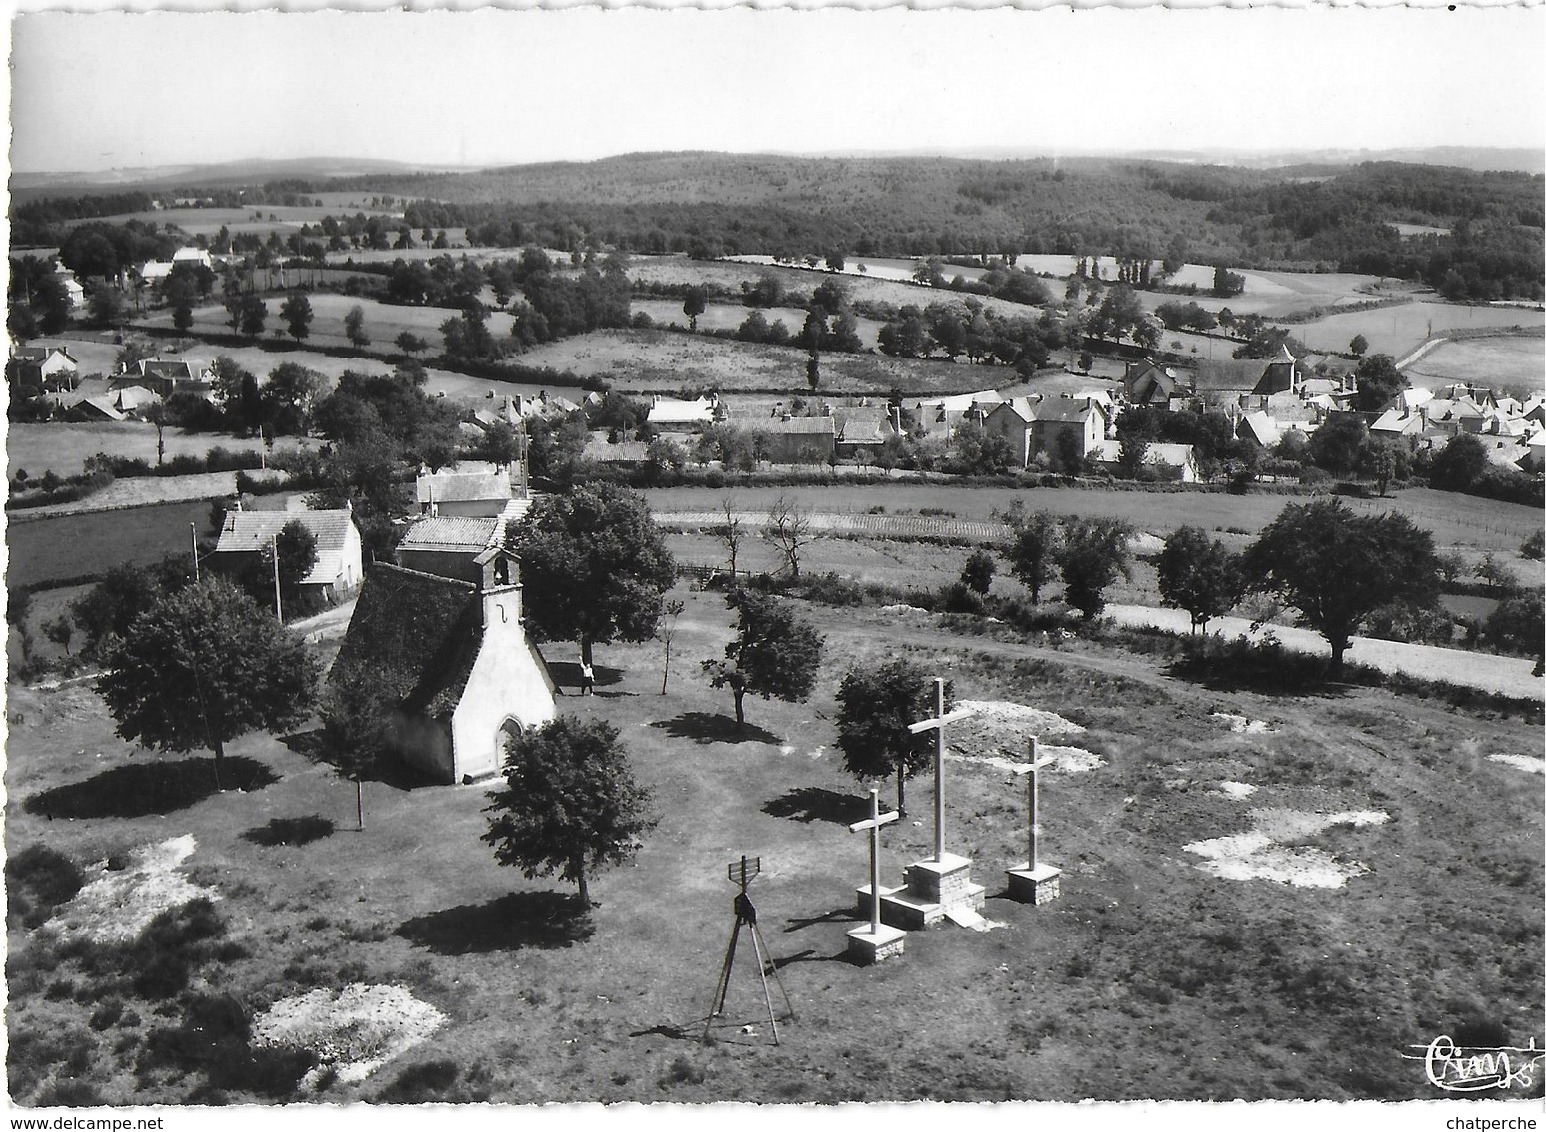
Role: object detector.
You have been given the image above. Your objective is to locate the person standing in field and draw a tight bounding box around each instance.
[580,660,594,696]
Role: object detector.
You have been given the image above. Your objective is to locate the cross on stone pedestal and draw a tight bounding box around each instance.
[906,677,976,863]
[849,788,899,936]
[846,788,906,964]
[1007,736,1063,905]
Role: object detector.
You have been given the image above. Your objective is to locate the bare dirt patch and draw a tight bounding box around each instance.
[250,983,447,1090]
[47,835,216,943]
[1184,809,1390,889]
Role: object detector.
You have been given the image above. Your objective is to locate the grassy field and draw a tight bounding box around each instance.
[631,299,888,350]
[5,587,1540,1104]
[1402,335,1546,391]
[135,295,515,356]
[512,329,1022,397]
[642,484,1544,555]
[6,499,218,590]
[6,422,314,480]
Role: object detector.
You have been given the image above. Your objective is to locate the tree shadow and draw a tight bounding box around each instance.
[1165,654,1350,699]
[649,712,779,746]
[762,786,870,826]
[396,891,594,955]
[242,815,336,847]
[279,728,443,791]
[547,661,624,695]
[24,756,280,820]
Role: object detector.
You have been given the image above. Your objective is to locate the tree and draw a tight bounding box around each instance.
[682,286,708,333]
[1428,433,1489,493]
[1306,413,1369,476]
[717,499,746,579]
[395,331,428,357]
[1352,354,1405,413]
[1520,530,1544,561]
[1244,499,1440,675]
[805,352,821,393]
[658,599,685,695]
[1058,517,1133,619]
[42,615,74,656]
[268,519,320,613]
[87,283,129,329]
[1349,334,1369,357]
[702,590,824,728]
[144,402,168,466]
[262,362,323,435]
[239,295,268,338]
[510,483,676,668]
[764,495,813,577]
[996,502,1061,603]
[960,549,996,595]
[835,660,944,817]
[344,304,370,349]
[1157,527,1245,633]
[1360,436,1407,496]
[1474,551,1517,594]
[1485,590,1544,659]
[318,668,389,831]
[482,716,658,910]
[96,578,319,790]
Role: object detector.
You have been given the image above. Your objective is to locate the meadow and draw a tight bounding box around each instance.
[1402,334,1546,391]
[5,585,1540,1104]
[6,499,216,590]
[6,421,313,480]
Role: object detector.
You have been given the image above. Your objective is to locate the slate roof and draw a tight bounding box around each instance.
[1035,398,1102,424]
[1192,359,1273,392]
[648,397,717,425]
[760,416,836,436]
[399,516,501,554]
[329,564,483,719]
[416,464,514,506]
[213,509,356,586]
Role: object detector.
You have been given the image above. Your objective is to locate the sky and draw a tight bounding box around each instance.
[7,5,1546,174]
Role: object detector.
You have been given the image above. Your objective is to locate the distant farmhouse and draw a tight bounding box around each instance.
[329,546,557,785]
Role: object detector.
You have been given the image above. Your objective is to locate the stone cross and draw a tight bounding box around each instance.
[1014,737,1057,872]
[848,788,898,937]
[906,678,976,863]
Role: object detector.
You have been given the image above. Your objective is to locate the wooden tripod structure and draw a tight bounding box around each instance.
[703,855,794,1045]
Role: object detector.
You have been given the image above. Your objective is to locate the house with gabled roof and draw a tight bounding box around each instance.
[113,358,214,398]
[832,405,897,461]
[982,397,1038,468]
[748,414,837,464]
[1090,439,1202,482]
[1031,396,1110,465]
[397,496,533,583]
[7,345,78,391]
[416,460,521,518]
[211,507,364,603]
[1122,359,1187,406]
[328,547,557,784]
[647,394,719,431]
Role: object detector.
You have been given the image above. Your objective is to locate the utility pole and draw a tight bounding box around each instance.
[271,533,283,622]
[191,523,200,583]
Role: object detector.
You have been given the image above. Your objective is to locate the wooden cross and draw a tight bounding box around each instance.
[1013,737,1057,872]
[906,677,976,862]
[849,788,898,937]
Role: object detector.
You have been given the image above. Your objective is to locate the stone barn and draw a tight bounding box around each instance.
[329,546,556,784]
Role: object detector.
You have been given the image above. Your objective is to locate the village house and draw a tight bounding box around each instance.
[1031,396,1110,466]
[647,394,719,432]
[416,460,523,518]
[981,397,1039,469]
[748,414,837,464]
[7,345,79,392]
[1090,439,1202,482]
[1122,359,1188,407]
[832,405,898,462]
[397,496,533,582]
[211,507,364,604]
[113,358,215,399]
[908,389,1003,438]
[328,547,557,785]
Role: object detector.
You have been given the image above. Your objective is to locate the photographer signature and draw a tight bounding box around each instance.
[1402,1035,1545,1093]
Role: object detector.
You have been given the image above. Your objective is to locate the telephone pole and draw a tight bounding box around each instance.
[271,533,283,622]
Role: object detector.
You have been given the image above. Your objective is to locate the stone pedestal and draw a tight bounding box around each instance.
[855,884,905,920]
[880,852,986,931]
[1006,862,1062,905]
[846,923,906,965]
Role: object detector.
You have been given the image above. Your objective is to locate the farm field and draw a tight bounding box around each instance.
[135,294,516,355]
[5,422,315,479]
[5,588,1539,1104]
[1401,334,1546,391]
[5,499,217,589]
[60,204,399,240]
[1301,303,1545,365]
[632,299,887,349]
[642,483,1544,555]
[512,329,1019,396]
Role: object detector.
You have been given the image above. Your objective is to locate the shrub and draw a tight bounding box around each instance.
[1521,530,1544,561]
[5,843,86,929]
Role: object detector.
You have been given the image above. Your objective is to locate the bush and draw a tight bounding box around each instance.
[1521,530,1544,561]
[938,580,986,615]
[5,844,86,929]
